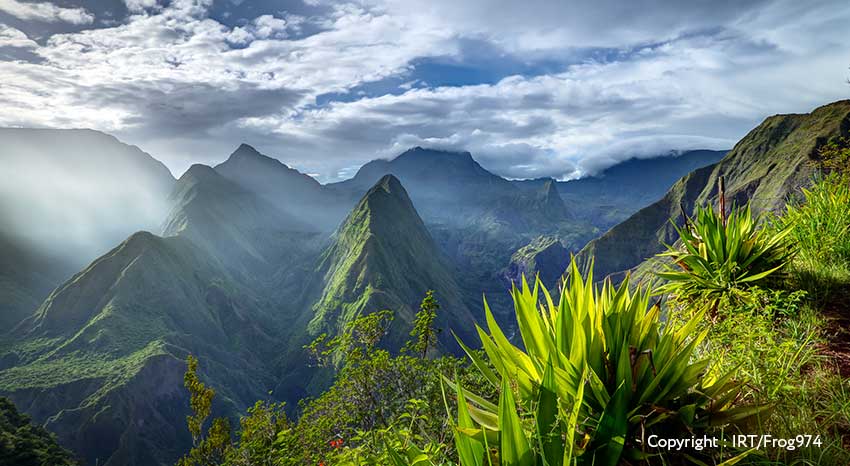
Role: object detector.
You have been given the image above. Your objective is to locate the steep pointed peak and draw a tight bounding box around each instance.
[540,177,557,190]
[216,143,322,190]
[537,177,561,199]
[371,174,405,195]
[236,142,259,153]
[354,174,415,216]
[343,175,420,232]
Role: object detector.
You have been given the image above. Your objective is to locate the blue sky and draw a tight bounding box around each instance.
[0,0,848,181]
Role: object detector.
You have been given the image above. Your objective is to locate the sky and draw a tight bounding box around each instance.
[0,0,848,182]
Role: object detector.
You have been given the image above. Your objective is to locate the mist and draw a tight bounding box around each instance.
[0,128,175,270]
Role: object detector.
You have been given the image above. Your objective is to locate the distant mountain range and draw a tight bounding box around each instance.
[515,149,727,230]
[3,101,846,465]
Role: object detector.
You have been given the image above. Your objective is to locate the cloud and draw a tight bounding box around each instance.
[359,0,773,51]
[0,0,94,24]
[0,23,37,48]
[0,0,847,181]
[124,0,159,14]
[227,14,290,45]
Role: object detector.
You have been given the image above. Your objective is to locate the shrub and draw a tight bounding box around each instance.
[773,173,850,305]
[778,173,850,268]
[449,259,757,465]
[656,204,793,311]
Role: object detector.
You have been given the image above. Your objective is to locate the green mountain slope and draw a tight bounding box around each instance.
[330,148,593,296]
[0,232,282,466]
[579,100,850,280]
[309,175,476,348]
[0,128,176,333]
[162,164,319,288]
[0,396,77,465]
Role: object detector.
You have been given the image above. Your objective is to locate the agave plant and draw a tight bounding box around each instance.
[447,259,758,466]
[657,203,794,310]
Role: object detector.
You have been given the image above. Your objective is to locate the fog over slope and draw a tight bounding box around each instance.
[0,128,175,268]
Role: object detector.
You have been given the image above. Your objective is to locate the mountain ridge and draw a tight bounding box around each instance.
[308,174,476,348]
[579,100,850,280]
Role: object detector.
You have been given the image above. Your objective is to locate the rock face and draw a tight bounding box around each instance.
[578,100,850,280]
[309,175,476,349]
[502,236,569,290]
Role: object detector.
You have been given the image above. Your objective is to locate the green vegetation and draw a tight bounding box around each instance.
[659,174,850,464]
[406,290,441,359]
[657,203,793,311]
[4,104,849,466]
[177,173,850,466]
[774,173,850,304]
[579,100,850,280]
[448,260,755,465]
[0,397,77,466]
[309,174,473,347]
[177,292,494,466]
[816,136,850,172]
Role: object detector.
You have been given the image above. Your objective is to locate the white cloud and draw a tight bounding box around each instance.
[124,0,159,14]
[0,0,847,180]
[227,14,290,45]
[0,0,94,24]
[0,23,37,48]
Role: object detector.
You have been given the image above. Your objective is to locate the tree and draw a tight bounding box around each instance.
[407,290,441,359]
[176,355,233,466]
[0,397,77,466]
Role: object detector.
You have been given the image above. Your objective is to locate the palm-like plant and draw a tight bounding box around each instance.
[657,204,793,310]
[447,260,757,466]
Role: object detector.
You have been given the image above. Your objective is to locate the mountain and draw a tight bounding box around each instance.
[501,236,569,290]
[514,150,726,230]
[0,160,332,465]
[0,232,282,466]
[215,144,348,231]
[162,164,318,286]
[331,147,515,216]
[0,128,175,266]
[330,146,563,231]
[579,100,850,280]
[330,147,590,278]
[514,178,571,221]
[308,175,476,348]
[0,396,77,465]
[0,230,75,332]
[0,128,176,332]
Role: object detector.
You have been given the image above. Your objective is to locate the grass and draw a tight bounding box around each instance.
[697,174,850,464]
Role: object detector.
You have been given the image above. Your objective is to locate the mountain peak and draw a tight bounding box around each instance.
[395,146,474,163]
[310,174,473,345]
[370,174,404,195]
[357,174,417,223]
[181,163,221,182]
[225,143,280,165]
